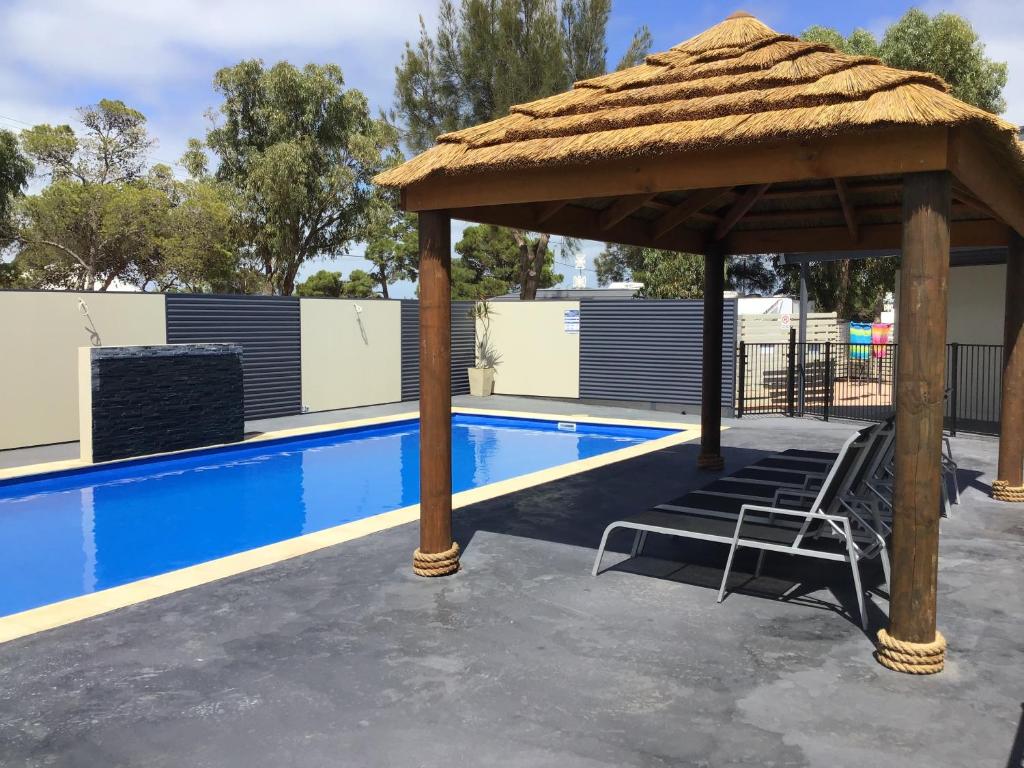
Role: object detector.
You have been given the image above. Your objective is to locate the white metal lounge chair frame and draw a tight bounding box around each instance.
[593,431,884,629]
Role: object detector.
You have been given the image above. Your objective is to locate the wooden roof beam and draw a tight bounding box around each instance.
[722,218,1010,255]
[714,183,771,240]
[452,201,707,255]
[952,184,1002,221]
[401,127,951,212]
[949,127,1024,239]
[652,187,731,240]
[834,178,860,242]
[535,199,569,225]
[599,193,657,231]
[762,182,901,201]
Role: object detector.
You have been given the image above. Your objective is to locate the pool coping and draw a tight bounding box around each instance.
[0,407,705,644]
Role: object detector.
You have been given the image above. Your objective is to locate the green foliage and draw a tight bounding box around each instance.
[615,24,653,70]
[394,0,650,152]
[802,10,1007,114]
[561,0,611,83]
[21,99,153,185]
[13,101,243,293]
[296,268,377,298]
[194,59,401,295]
[453,224,560,298]
[159,179,244,292]
[363,202,418,298]
[296,270,345,297]
[727,255,782,296]
[15,179,163,290]
[394,1,649,300]
[342,268,376,298]
[0,129,32,238]
[595,243,706,299]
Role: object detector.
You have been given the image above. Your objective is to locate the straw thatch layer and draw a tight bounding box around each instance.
[376,12,1021,189]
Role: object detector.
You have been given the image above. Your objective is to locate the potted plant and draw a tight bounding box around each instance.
[468,298,500,396]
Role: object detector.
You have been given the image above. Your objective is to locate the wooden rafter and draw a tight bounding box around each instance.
[949,128,1024,238]
[714,183,770,240]
[599,193,657,231]
[762,182,900,201]
[452,201,707,254]
[952,184,1001,221]
[833,178,860,242]
[740,202,981,225]
[652,187,731,240]
[722,218,1008,255]
[535,200,569,225]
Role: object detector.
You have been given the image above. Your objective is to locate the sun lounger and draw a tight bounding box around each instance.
[593,430,885,628]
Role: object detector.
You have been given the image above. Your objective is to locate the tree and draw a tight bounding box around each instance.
[727,255,782,297]
[20,100,154,185]
[595,244,706,298]
[13,103,244,293]
[454,224,560,298]
[296,270,344,297]
[806,11,1007,114]
[342,269,376,298]
[0,130,32,239]
[561,0,610,83]
[192,59,400,296]
[615,24,653,70]
[295,268,377,298]
[799,10,1008,317]
[363,203,418,298]
[394,1,651,299]
[156,177,244,293]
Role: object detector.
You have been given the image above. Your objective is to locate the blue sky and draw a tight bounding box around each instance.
[1,0,1020,296]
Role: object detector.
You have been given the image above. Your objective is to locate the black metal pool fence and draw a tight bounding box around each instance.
[736,332,1003,436]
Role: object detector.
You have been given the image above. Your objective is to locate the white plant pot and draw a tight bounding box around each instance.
[468,367,495,397]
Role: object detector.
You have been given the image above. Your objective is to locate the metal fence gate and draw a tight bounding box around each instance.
[736,331,1003,435]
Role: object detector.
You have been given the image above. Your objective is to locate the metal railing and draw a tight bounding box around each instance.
[736,331,1003,435]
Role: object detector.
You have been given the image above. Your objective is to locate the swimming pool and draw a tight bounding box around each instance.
[0,413,679,618]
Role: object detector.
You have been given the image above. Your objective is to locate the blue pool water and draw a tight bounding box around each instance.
[0,414,674,617]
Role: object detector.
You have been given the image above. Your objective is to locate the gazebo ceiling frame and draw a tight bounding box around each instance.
[378,12,1024,675]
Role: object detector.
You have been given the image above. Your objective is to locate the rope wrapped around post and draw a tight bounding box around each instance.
[991,480,1024,502]
[697,453,725,471]
[875,628,946,675]
[413,542,460,577]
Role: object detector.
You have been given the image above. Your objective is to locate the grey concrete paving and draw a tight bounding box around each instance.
[0,401,1021,767]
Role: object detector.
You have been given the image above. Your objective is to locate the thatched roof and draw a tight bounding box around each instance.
[376,11,1021,190]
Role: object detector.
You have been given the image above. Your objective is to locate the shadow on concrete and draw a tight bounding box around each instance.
[453,440,890,637]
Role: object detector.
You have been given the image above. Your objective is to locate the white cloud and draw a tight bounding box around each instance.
[0,0,434,86]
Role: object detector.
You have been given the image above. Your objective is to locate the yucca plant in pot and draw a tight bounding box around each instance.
[468,298,500,396]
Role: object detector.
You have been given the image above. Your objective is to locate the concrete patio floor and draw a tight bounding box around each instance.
[0,398,1021,767]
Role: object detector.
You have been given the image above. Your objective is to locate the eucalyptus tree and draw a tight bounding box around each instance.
[189,60,401,295]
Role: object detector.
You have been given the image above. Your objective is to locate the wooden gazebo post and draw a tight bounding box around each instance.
[413,210,460,577]
[699,248,725,471]
[993,231,1024,502]
[877,171,952,673]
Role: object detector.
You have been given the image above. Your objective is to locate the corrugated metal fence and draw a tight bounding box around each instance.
[579,299,737,412]
[165,294,302,420]
[400,300,475,400]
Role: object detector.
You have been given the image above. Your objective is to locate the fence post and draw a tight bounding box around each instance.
[786,327,797,417]
[737,341,746,418]
[949,342,959,437]
[823,341,832,422]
